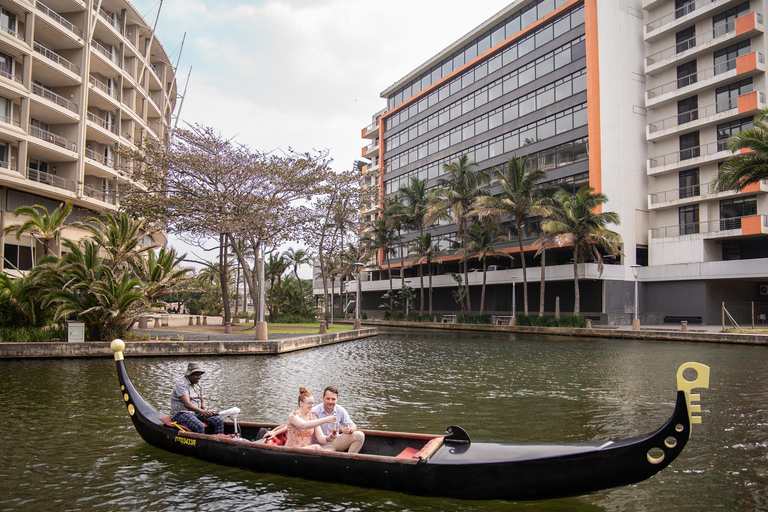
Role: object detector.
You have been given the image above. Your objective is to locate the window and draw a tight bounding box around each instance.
[0,8,16,35]
[679,205,699,234]
[714,40,750,74]
[717,117,753,151]
[675,0,695,19]
[677,61,697,89]
[0,95,11,124]
[720,195,756,230]
[716,78,752,112]
[679,131,700,160]
[0,51,13,80]
[679,168,700,198]
[677,96,698,125]
[676,26,695,54]
[4,244,33,271]
[713,2,749,37]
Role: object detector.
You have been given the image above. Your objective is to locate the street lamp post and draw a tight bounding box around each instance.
[353,263,364,329]
[630,264,641,331]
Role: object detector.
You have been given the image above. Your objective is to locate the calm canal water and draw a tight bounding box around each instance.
[1,330,766,511]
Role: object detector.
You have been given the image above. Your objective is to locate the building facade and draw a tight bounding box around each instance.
[356,0,768,324]
[0,0,177,275]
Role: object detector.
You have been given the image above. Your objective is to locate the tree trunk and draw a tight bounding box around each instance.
[539,248,546,317]
[234,264,240,315]
[462,219,471,314]
[428,260,433,316]
[518,227,528,315]
[398,228,406,314]
[219,233,232,323]
[480,257,487,315]
[573,245,580,316]
[418,261,424,315]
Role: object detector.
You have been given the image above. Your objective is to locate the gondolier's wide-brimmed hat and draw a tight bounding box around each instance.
[185,362,205,376]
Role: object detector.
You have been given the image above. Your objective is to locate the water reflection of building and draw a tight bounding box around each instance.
[348,0,768,325]
[0,0,178,275]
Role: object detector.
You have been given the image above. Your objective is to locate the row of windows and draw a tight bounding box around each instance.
[387,100,588,175]
[385,134,589,197]
[678,195,756,235]
[386,6,586,129]
[385,37,586,150]
[387,0,578,110]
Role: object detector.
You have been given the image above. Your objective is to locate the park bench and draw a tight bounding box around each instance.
[494,315,513,326]
[442,314,457,324]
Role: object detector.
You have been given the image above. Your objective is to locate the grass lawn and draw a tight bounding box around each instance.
[722,327,768,334]
[236,322,353,334]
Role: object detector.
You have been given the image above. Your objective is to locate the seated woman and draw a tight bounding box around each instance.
[271,387,336,450]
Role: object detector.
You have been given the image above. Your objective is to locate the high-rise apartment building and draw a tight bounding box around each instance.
[358,0,768,324]
[0,0,177,275]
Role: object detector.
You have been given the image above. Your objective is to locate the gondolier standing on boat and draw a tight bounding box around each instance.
[312,386,365,454]
[169,362,224,434]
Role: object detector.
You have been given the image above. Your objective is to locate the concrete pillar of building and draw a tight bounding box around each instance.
[255,321,268,340]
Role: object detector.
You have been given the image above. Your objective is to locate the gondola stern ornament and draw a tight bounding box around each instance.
[110,339,125,361]
[676,362,710,426]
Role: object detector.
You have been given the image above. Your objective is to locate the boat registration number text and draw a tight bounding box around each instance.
[175,436,196,446]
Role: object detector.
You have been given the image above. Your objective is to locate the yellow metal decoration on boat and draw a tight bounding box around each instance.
[676,362,710,425]
[110,339,125,360]
[128,404,135,416]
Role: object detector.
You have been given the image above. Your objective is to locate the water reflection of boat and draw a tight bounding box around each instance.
[110,340,709,501]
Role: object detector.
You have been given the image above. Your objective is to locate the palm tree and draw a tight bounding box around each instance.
[78,211,153,271]
[541,187,622,316]
[362,215,397,313]
[397,177,433,314]
[3,201,72,264]
[458,221,511,315]
[533,233,557,317]
[282,247,311,309]
[429,155,489,313]
[265,252,290,320]
[384,195,409,313]
[130,246,190,306]
[409,233,441,317]
[713,107,768,191]
[471,156,549,315]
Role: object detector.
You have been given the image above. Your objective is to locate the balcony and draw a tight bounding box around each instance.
[28,125,77,152]
[649,179,768,209]
[646,52,765,109]
[25,167,76,193]
[96,8,122,34]
[91,40,120,67]
[651,215,768,239]
[89,76,119,101]
[82,183,117,205]
[31,83,79,114]
[0,112,20,128]
[85,147,117,169]
[0,22,25,42]
[645,0,735,42]
[33,41,81,75]
[648,140,731,175]
[0,160,15,171]
[86,111,118,135]
[647,92,766,141]
[35,1,83,39]
[362,140,379,158]
[362,120,379,139]
[645,13,763,75]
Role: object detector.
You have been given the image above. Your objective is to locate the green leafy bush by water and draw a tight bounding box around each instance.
[515,315,587,328]
[0,325,67,342]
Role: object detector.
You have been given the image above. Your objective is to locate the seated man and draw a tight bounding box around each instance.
[311,386,364,453]
[170,362,224,434]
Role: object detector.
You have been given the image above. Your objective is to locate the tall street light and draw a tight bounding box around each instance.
[353,263,365,329]
[630,264,641,331]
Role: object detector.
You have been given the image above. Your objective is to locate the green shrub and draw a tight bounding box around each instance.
[271,313,316,323]
[0,325,67,342]
[236,311,251,320]
[514,315,586,328]
[458,314,492,324]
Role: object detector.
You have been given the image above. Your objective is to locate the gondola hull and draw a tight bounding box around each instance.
[112,340,709,501]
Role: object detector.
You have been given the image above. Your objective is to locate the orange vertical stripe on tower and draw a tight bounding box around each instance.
[584,0,601,211]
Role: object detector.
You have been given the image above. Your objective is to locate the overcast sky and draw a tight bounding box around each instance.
[129,0,513,271]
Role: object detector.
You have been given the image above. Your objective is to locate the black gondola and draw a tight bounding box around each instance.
[110,340,710,501]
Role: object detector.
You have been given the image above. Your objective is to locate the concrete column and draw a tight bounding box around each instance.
[188,316,194,326]
[255,321,268,340]
[202,317,207,326]
[681,321,688,332]
[353,319,362,329]
[586,319,592,329]
[319,321,327,334]
[153,317,160,328]
[196,316,201,325]
[632,319,641,331]
[138,316,148,329]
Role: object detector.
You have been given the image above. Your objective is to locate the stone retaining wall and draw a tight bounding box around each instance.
[0,328,378,359]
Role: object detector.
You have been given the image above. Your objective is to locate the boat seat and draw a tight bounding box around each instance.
[158,414,208,431]
[395,437,444,460]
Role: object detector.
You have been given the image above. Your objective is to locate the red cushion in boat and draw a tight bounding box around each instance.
[396,446,420,458]
[264,432,287,446]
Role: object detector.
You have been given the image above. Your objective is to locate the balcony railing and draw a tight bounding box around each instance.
[651,215,768,238]
[86,111,118,134]
[25,167,76,192]
[33,41,80,74]
[82,183,117,204]
[0,66,21,84]
[650,182,713,204]
[84,147,117,168]
[31,82,78,113]
[91,40,119,65]
[646,18,744,66]
[98,8,121,33]
[649,141,727,169]
[35,1,83,37]
[0,113,20,127]
[648,93,765,133]
[364,121,377,134]
[0,23,24,41]
[646,0,724,32]
[647,54,763,99]
[28,125,77,152]
[89,76,119,100]
[0,160,15,171]
[365,141,379,153]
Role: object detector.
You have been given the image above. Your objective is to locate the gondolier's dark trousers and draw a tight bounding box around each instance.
[171,411,224,434]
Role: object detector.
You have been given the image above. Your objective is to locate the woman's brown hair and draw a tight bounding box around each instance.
[298,386,313,405]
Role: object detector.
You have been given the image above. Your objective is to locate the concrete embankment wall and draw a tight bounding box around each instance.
[350,320,768,346]
[0,328,378,359]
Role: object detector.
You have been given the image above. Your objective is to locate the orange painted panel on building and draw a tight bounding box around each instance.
[740,181,760,193]
[741,215,762,235]
[361,146,367,158]
[735,12,756,36]
[738,90,758,113]
[584,0,601,211]
[736,52,757,75]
